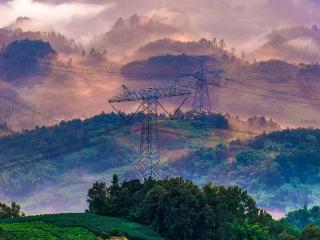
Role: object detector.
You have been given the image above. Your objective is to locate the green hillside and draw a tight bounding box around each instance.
[0,112,228,197]
[0,213,164,240]
[0,111,320,213]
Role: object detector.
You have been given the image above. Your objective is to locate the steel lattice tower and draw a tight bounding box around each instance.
[193,57,211,113]
[174,56,229,115]
[108,86,190,180]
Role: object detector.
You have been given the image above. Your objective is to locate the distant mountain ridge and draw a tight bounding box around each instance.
[0,17,81,54]
[6,16,54,33]
[90,14,182,60]
[252,25,320,63]
[132,38,224,60]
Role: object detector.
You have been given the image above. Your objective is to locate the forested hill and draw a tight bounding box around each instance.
[217,128,320,212]
[285,206,320,230]
[0,111,320,214]
[0,39,55,85]
[120,53,320,82]
[0,112,228,197]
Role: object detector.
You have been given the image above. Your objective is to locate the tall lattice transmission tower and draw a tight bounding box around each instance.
[108,85,190,180]
[174,56,229,115]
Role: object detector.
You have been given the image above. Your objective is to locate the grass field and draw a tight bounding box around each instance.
[0,213,165,240]
[0,221,96,240]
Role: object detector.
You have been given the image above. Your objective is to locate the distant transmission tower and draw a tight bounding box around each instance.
[175,56,229,115]
[193,57,211,113]
[108,85,190,180]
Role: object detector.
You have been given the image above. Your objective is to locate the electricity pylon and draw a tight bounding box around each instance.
[193,57,211,113]
[174,56,229,115]
[108,85,190,180]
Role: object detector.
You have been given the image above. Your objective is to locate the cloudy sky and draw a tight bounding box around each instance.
[1,0,320,49]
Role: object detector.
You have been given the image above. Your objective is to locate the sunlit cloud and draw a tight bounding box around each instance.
[1,0,320,50]
[0,0,115,32]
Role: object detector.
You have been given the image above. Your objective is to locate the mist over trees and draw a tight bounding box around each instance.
[0,39,55,84]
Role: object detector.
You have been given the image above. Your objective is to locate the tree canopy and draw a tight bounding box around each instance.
[87,176,299,240]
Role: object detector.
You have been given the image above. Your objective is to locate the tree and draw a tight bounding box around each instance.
[87,181,108,215]
[109,174,120,196]
[219,38,226,50]
[160,178,201,240]
[197,205,219,240]
[300,225,320,240]
[144,184,167,230]
[86,177,296,240]
[90,48,96,56]
[219,221,270,240]
[212,38,217,48]
[0,39,55,82]
[10,202,22,217]
[241,51,246,61]
[278,231,298,240]
[0,202,24,218]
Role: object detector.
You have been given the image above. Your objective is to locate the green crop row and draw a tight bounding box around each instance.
[0,221,96,240]
[0,213,165,240]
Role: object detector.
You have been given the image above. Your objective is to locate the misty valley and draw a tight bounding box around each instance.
[1,1,320,239]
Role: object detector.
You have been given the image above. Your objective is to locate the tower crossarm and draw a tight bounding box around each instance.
[107,84,191,180]
[108,86,191,103]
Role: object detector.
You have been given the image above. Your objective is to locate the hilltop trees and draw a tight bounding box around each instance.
[86,181,108,215]
[212,37,226,50]
[219,38,226,50]
[0,39,55,84]
[0,202,24,218]
[300,225,320,240]
[285,206,320,230]
[87,176,298,240]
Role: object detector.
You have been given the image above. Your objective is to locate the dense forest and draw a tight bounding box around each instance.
[285,206,320,230]
[0,39,55,84]
[87,175,320,240]
[221,128,320,210]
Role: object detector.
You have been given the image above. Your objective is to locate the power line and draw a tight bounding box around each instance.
[13,59,320,102]
[38,62,320,107]
[228,78,320,102]
[3,59,320,130]
[37,61,177,80]
[224,85,320,108]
